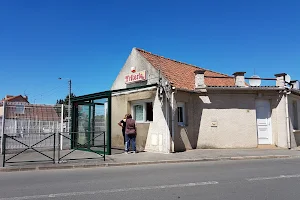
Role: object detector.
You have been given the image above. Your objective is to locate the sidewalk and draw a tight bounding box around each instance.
[1,148,300,172]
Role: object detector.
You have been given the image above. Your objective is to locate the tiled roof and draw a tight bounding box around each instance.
[136,48,235,91]
[5,104,60,121]
[1,95,29,103]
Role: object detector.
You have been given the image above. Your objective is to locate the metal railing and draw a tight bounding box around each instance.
[2,133,56,167]
[58,131,105,163]
[2,131,106,167]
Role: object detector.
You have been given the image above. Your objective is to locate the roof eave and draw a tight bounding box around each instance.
[177,86,284,93]
[291,89,300,96]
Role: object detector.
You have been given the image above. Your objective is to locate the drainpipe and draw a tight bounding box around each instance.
[284,90,291,149]
[165,93,170,153]
[275,73,291,149]
[171,90,175,152]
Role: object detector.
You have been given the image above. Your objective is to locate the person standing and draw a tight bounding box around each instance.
[125,114,137,154]
[118,114,127,145]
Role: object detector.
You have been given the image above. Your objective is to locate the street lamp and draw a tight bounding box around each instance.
[58,77,72,132]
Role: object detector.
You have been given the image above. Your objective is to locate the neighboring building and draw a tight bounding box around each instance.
[0,95,29,117]
[0,95,61,135]
[110,47,300,153]
[1,95,29,103]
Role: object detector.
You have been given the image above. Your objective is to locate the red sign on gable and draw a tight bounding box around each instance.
[125,70,147,84]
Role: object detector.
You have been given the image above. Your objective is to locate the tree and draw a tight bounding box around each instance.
[55,93,76,120]
[56,93,76,105]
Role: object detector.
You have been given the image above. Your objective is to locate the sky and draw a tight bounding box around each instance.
[0,0,299,104]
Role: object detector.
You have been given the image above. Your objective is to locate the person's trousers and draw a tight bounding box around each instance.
[122,131,125,144]
[125,134,136,152]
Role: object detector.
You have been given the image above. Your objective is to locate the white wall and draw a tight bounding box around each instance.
[288,94,300,147]
[174,91,285,151]
[145,90,170,153]
[110,47,171,153]
[276,94,289,148]
[111,48,160,90]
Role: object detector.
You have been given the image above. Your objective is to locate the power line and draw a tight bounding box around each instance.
[30,85,64,99]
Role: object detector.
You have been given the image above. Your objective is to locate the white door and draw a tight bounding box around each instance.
[256,100,272,144]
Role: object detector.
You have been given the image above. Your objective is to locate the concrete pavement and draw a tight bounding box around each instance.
[1,148,300,172]
[1,157,300,199]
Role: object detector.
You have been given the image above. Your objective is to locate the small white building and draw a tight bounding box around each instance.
[110,47,300,153]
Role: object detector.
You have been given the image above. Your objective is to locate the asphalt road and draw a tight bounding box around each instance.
[1,158,300,200]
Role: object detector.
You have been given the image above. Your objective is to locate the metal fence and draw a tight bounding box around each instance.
[2,131,106,167]
[1,103,66,152]
[3,133,56,166]
[1,102,107,167]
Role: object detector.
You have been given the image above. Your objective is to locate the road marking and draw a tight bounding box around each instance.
[247,174,300,181]
[0,181,218,200]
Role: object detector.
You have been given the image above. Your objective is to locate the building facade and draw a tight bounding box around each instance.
[110,48,300,153]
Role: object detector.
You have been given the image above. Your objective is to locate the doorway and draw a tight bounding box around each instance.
[256,100,272,145]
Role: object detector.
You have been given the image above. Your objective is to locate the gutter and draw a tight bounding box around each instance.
[284,90,292,149]
[291,89,300,96]
[176,87,284,94]
[72,84,158,102]
[203,87,284,91]
[112,86,157,96]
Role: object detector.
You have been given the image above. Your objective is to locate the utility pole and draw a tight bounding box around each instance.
[59,78,72,132]
[68,79,71,133]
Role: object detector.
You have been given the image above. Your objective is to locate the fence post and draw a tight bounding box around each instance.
[28,119,30,133]
[1,100,6,155]
[107,95,112,155]
[2,134,6,167]
[58,132,61,163]
[60,104,64,151]
[103,131,105,161]
[53,133,56,164]
[38,120,41,133]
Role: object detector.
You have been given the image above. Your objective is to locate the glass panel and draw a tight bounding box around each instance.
[134,105,144,121]
[77,105,90,145]
[91,103,106,152]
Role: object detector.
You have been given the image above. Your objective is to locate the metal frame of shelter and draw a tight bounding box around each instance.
[71,90,112,155]
[71,84,158,155]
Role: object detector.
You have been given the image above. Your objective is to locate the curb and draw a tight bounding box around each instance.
[0,155,297,172]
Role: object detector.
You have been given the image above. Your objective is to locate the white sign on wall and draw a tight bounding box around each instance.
[125,70,147,84]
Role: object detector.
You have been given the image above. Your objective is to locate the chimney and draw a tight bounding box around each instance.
[194,70,206,89]
[5,95,13,99]
[275,73,287,87]
[24,95,28,101]
[233,72,246,87]
[290,80,299,90]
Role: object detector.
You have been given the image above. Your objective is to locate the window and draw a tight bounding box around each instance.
[177,102,186,126]
[15,105,25,114]
[133,105,144,121]
[132,101,153,122]
[293,101,298,130]
[146,102,153,121]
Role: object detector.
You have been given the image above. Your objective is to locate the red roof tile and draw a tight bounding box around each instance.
[136,48,235,90]
[5,104,60,121]
[1,95,29,103]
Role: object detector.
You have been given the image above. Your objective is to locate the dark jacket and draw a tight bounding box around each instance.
[125,118,136,135]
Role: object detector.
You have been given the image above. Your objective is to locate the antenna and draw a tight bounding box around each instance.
[285,74,291,83]
[249,75,262,86]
